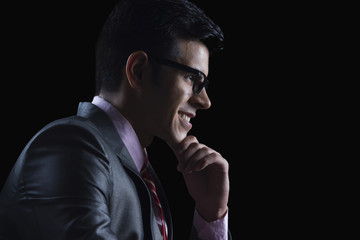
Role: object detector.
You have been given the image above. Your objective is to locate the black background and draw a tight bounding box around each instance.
[1,0,344,239]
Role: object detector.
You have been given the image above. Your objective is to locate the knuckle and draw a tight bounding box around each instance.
[210,152,218,158]
[203,148,213,156]
[188,143,202,153]
[186,135,198,143]
[189,135,197,140]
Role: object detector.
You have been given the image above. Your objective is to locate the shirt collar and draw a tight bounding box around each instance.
[92,96,146,172]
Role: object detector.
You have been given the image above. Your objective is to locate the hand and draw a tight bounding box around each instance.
[169,135,230,222]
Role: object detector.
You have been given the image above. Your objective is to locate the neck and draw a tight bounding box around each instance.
[98,92,154,148]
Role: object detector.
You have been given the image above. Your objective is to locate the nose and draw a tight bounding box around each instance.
[189,89,211,110]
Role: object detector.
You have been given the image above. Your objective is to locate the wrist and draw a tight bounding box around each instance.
[195,205,228,222]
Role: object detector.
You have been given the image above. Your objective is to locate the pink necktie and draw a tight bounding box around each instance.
[140,163,168,240]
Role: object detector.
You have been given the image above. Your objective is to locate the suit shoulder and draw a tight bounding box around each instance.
[33,116,103,141]
[22,116,110,164]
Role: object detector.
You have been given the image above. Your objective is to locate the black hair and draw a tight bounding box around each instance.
[95,0,224,94]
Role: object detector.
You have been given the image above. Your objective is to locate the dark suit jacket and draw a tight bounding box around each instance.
[0,102,231,239]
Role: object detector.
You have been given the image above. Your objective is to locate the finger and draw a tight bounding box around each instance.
[193,152,220,172]
[176,135,198,156]
[177,141,203,172]
[182,147,213,173]
[186,151,228,174]
[174,135,198,166]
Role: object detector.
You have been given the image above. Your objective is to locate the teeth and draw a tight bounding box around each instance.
[179,113,190,123]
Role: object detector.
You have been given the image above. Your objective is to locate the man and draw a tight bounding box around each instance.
[0,0,230,239]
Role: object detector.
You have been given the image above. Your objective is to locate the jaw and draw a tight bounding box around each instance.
[165,111,193,147]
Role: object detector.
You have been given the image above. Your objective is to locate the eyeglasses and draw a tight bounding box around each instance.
[149,56,209,95]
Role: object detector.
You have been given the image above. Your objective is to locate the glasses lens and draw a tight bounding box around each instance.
[193,73,208,95]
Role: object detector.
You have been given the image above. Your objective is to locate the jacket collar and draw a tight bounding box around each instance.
[76,101,139,175]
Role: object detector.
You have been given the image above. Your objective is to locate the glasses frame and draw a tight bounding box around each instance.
[149,56,208,95]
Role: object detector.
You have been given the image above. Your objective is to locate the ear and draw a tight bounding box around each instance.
[125,51,149,90]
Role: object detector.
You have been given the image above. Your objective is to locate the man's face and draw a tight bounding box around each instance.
[143,40,211,146]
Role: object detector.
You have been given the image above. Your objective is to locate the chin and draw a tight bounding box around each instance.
[175,132,187,143]
[164,131,187,149]
[162,119,189,148]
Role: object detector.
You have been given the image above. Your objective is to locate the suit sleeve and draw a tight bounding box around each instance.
[21,123,118,239]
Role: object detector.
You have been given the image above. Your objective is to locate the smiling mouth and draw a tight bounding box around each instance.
[179,113,191,123]
[178,111,194,130]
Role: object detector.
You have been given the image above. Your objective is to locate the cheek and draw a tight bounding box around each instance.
[158,87,188,126]
[154,75,192,122]
[168,89,191,125]
[169,86,192,114]
[152,79,193,143]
